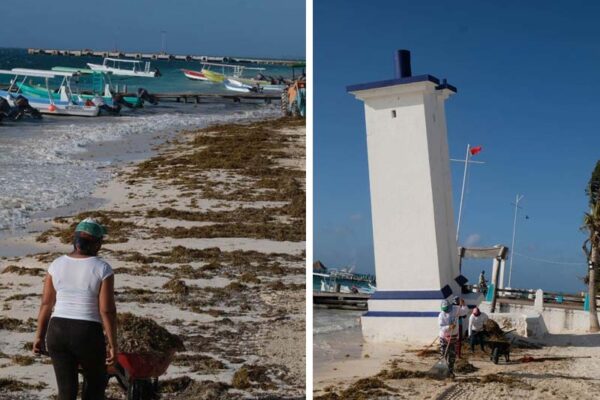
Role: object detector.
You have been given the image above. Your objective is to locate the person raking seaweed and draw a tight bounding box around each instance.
[437,297,468,377]
[33,218,116,400]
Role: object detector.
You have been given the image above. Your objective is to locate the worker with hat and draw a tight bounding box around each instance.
[33,217,117,400]
[468,306,488,352]
[438,297,468,377]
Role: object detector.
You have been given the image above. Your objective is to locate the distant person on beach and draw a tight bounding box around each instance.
[478,270,488,295]
[438,298,468,376]
[33,218,117,400]
[468,307,488,352]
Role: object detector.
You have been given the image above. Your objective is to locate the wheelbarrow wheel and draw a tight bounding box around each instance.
[492,347,500,364]
[127,379,155,400]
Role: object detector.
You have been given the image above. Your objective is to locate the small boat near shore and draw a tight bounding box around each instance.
[314,272,376,295]
[0,68,99,117]
[181,68,208,81]
[88,58,161,78]
[50,66,142,106]
[224,78,259,93]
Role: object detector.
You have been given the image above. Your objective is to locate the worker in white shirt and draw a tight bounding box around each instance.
[438,297,468,376]
[468,306,488,352]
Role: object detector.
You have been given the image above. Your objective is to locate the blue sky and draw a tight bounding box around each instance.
[0,0,305,59]
[314,0,600,293]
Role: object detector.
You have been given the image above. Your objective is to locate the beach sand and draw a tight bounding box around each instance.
[0,117,306,399]
[314,322,600,399]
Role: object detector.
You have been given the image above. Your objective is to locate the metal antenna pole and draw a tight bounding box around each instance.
[508,194,524,287]
[456,144,471,241]
[161,31,167,53]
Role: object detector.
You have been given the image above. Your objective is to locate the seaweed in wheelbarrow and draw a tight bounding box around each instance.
[117,313,185,355]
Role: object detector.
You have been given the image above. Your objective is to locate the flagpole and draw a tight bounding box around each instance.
[455,144,471,242]
[508,194,524,287]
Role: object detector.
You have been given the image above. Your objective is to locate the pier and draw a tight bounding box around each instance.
[27,48,303,66]
[153,92,280,104]
[314,292,370,311]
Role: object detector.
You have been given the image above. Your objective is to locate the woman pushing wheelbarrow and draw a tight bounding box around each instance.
[33,218,116,400]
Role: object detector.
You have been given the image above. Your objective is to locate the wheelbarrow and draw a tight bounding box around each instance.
[104,350,176,400]
[41,349,175,400]
[487,339,511,364]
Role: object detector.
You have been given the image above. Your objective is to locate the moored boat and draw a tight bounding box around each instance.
[223,78,259,93]
[0,68,100,117]
[87,58,160,78]
[181,68,208,81]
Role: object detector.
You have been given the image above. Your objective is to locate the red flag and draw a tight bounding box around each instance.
[470,146,482,156]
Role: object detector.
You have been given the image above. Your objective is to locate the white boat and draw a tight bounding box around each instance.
[314,272,376,294]
[0,68,99,117]
[202,62,285,92]
[223,78,260,93]
[87,58,160,78]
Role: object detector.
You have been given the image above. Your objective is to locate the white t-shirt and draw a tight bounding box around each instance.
[438,305,468,338]
[468,312,488,336]
[48,255,113,323]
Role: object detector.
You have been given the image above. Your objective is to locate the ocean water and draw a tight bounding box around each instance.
[0,48,297,94]
[313,308,364,365]
[313,308,362,335]
[0,49,283,232]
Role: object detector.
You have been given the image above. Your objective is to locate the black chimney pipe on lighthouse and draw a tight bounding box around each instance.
[395,50,412,78]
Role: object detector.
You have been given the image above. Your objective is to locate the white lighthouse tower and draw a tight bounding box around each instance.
[347,50,480,343]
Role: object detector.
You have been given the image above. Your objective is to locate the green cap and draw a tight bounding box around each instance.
[75,218,107,238]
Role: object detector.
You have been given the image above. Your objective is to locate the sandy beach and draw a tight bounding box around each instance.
[314,317,600,400]
[0,116,306,399]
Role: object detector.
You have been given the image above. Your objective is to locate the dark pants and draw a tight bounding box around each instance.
[470,330,486,352]
[440,336,457,372]
[46,317,107,400]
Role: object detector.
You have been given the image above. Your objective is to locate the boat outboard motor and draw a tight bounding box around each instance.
[154,67,162,77]
[0,98,10,121]
[11,95,42,119]
[137,88,158,105]
[112,93,136,109]
[94,95,121,115]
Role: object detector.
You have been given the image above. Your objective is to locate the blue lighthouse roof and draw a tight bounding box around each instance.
[346,74,457,93]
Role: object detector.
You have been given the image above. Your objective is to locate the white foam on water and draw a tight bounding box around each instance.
[313,309,363,335]
[0,105,280,231]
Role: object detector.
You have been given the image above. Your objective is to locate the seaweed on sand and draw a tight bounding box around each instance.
[162,278,189,295]
[117,313,185,355]
[11,355,35,366]
[231,364,274,390]
[173,380,233,400]
[479,373,534,390]
[159,376,193,393]
[316,379,391,399]
[0,378,47,392]
[340,377,397,400]
[1,266,45,276]
[172,354,227,373]
[36,211,137,244]
[0,317,37,332]
[454,358,478,374]
[376,368,428,380]
[4,293,39,301]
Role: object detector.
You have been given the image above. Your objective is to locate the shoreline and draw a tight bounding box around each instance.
[313,310,600,399]
[0,128,175,258]
[0,115,306,399]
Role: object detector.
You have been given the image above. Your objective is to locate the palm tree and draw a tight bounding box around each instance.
[582,161,600,332]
